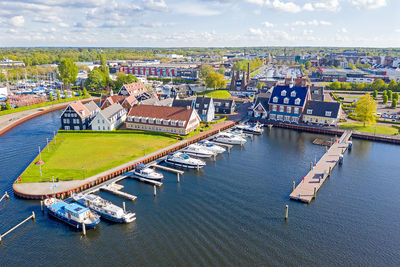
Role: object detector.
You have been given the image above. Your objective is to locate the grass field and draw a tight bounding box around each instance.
[197,90,231,99]
[340,123,400,135]
[19,132,177,183]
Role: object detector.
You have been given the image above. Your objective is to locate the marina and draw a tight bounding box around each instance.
[100,183,138,201]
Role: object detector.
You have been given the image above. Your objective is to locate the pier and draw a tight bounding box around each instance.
[100,183,137,201]
[150,164,184,175]
[0,212,35,244]
[126,173,163,187]
[290,130,352,203]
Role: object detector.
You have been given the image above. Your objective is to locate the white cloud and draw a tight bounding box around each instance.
[174,3,221,16]
[267,0,302,13]
[249,27,264,36]
[303,3,314,11]
[33,15,62,23]
[338,27,348,33]
[351,0,387,9]
[143,0,168,12]
[313,0,340,11]
[10,16,24,27]
[262,21,274,27]
[291,20,332,26]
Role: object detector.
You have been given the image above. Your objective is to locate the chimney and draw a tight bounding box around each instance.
[247,62,250,82]
[230,71,236,91]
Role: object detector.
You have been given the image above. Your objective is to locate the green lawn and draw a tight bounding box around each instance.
[198,90,231,99]
[340,123,400,135]
[19,132,177,183]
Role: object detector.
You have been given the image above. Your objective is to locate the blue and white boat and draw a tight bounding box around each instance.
[132,164,164,181]
[235,123,264,135]
[197,140,226,154]
[165,152,206,169]
[72,193,136,223]
[44,197,100,229]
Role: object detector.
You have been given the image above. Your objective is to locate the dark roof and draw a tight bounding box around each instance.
[254,96,269,112]
[213,98,235,105]
[268,85,309,107]
[303,101,340,118]
[310,85,324,101]
[194,97,212,113]
[172,99,195,109]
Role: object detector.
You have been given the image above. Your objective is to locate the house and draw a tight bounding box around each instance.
[92,103,127,131]
[213,98,235,114]
[118,81,146,97]
[100,94,137,111]
[61,100,100,130]
[302,101,341,126]
[249,93,270,119]
[125,105,201,135]
[268,85,310,123]
[172,96,215,122]
[310,85,325,102]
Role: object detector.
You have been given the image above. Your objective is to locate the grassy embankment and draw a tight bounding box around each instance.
[19,132,177,183]
[197,90,231,99]
[340,123,400,135]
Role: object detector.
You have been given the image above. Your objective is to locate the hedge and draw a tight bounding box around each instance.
[58,129,184,140]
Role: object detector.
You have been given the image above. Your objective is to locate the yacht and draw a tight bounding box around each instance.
[165,152,206,169]
[132,164,164,181]
[235,123,264,135]
[197,140,226,154]
[213,132,247,145]
[182,144,216,158]
[44,197,101,229]
[72,193,136,223]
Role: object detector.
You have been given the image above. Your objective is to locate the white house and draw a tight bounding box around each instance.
[91,103,126,131]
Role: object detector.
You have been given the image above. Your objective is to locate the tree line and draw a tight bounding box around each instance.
[329,79,400,92]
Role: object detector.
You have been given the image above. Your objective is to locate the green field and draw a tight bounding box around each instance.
[198,90,231,99]
[19,132,177,183]
[340,123,400,135]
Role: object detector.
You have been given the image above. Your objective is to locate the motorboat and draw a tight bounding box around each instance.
[182,144,216,158]
[235,123,264,135]
[197,140,226,154]
[132,164,164,181]
[44,197,101,229]
[72,193,136,223]
[213,132,247,145]
[165,152,206,169]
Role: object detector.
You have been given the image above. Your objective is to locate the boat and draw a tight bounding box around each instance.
[44,197,101,229]
[213,132,247,145]
[182,144,216,158]
[197,140,226,154]
[235,123,264,135]
[165,152,206,169]
[132,164,164,181]
[72,193,136,223]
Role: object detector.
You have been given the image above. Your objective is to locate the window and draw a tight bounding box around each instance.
[178,121,185,127]
[98,126,100,130]
[202,110,207,115]
[307,109,313,115]
[204,104,208,108]
[196,103,199,108]
[273,96,278,103]
[283,97,289,104]
[98,119,100,123]
[102,120,105,124]
[325,111,332,117]
[269,114,276,120]
[291,91,296,97]
[225,103,229,107]
[281,90,286,96]
[74,126,80,130]
[64,126,70,130]
[286,106,291,113]
[171,121,177,126]
[294,107,299,114]
[141,118,147,123]
[295,98,300,105]
[134,117,140,122]
[156,119,162,124]
[103,126,105,130]
[272,105,277,111]
[279,106,284,112]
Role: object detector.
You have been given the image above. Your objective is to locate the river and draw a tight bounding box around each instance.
[0,110,399,266]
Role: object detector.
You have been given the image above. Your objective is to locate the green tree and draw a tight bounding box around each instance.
[388,79,397,91]
[392,99,398,108]
[56,90,60,100]
[205,71,226,89]
[387,90,392,100]
[49,92,53,101]
[329,81,341,90]
[58,58,78,88]
[99,54,111,85]
[199,65,214,79]
[4,101,12,110]
[383,94,388,104]
[370,79,385,91]
[83,87,88,96]
[64,90,68,99]
[304,61,312,69]
[372,90,378,99]
[113,72,138,91]
[354,94,377,126]
[257,82,265,90]
[393,92,399,101]
[85,68,106,91]
[79,89,82,96]
[218,66,226,75]
[348,59,356,69]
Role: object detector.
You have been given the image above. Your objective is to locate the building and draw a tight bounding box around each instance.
[172,96,215,122]
[100,94,137,111]
[268,85,310,123]
[92,103,127,131]
[118,81,146,97]
[118,63,199,80]
[310,85,325,102]
[213,99,235,114]
[302,101,341,126]
[61,101,99,130]
[125,105,201,135]
[249,93,270,119]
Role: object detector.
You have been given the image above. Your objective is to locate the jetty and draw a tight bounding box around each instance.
[100,183,137,201]
[150,164,184,175]
[126,173,163,187]
[290,130,352,203]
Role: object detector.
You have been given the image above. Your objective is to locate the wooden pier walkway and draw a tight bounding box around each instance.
[126,173,163,187]
[290,130,352,203]
[150,164,184,175]
[100,183,137,201]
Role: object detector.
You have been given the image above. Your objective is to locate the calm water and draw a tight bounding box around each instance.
[1,111,400,266]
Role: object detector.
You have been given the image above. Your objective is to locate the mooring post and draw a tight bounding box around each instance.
[285,205,288,220]
[31,211,36,221]
[177,173,180,183]
[40,200,44,212]
[329,166,332,175]
[292,181,295,192]
[123,202,126,213]
[0,234,2,244]
[6,191,9,199]
[325,146,327,152]
[310,162,313,171]
[82,223,86,236]
[313,187,317,198]
[197,164,200,171]
[153,185,157,196]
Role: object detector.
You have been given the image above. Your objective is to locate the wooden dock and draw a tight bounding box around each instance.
[100,183,137,201]
[290,130,352,203]
[126,174,163,187]
[150,164,184,175]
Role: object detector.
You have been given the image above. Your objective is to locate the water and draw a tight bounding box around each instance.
[1,111,400,266]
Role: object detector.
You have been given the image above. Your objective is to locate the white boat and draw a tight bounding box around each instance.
[165,152,206,169]
[197,140,226,154]
[132,164,164,181]
[213,132,247,145]
[72,193,136,223]
[182,144,216,158]
[235,123,264,135]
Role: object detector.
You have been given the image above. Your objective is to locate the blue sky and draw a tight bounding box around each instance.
[0,0,399,47]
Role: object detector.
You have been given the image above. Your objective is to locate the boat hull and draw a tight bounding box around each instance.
[182,151,214,158]
[132,171,163,181]
[165,159,205,169]
[46,207,100,229]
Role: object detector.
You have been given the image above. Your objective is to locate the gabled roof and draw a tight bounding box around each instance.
[172,99,195,109]
[268,85,309,107]
[303,101,340,118]
[101,95,126,106]
[68,101,91,119]
[101,103,125,121]
[84,101,99,113]
[254,96,270,112]
[123,81,145,93]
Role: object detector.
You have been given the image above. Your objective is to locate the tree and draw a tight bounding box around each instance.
[56,90,61,100]
[388,79,397,91]
[348,59,356,69]
[354,94,377,126]
[383,94,388,104]
[113,72,138,91]
[4,101,12,110]
[83,87,89,96]
[64,91,68,99]
[205,71,226,90]
[58,58,78,88]
[257,82,265,90]
[304,61,312,69]
[79,90,82,96]
[85,68,106,91]
[392,99,398,108]
[393,92,399,101]
[372,90,378,99]
[218,66,226,75]
[370,79,385,91]
[99,54,111,86]
[199,65,214,79]
[329,81,341,90]
[387,90,392,100]
[49,92,53,101]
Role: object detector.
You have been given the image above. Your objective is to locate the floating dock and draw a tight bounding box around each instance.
[290,130,352,203]
[126,173,163,187]
[150,164,184,175]
[100,183,137,201]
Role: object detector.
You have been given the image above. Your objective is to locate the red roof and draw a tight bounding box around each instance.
[69,101,91,119]
[124,81,145,93]
[101,95,137,108]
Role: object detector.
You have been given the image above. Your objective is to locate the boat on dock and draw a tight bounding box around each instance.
[132,164,164,181]
[213,132,247,145]
[44,197,101,229]
[235,123,264,135]
[72,193,136,223]
[197,140,226,154]
[165,152,206,169]
[182,144,216,158]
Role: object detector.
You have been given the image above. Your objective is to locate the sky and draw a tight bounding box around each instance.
[0,0,399,47]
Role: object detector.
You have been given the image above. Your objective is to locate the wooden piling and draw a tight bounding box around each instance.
[82,223,86,236]
[292,181,295,192]
[123,202,126,212]
[285,205,288,220]
[177,173,180,183]
[40,201,44,212]
[153,185,157,196]
[313,187,316,198]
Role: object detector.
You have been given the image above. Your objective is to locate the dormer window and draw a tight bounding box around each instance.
[283,97,289,104]
[156,119,162,124]
[295,98,301,105]
[273,96,278,103]
[178,121,185,127]
[134,117,140,122]
[291,91,296,97]
[163,120,170,126]
[196,103,199,108]
[141,117,147,123]
[325,111,332,117]
[307,109,313,115]
[281,90,286,96]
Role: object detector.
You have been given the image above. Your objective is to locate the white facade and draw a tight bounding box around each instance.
[92,107,126,131]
